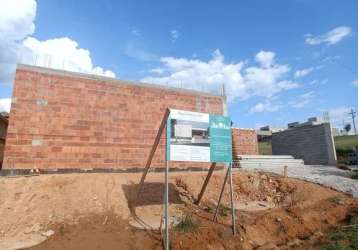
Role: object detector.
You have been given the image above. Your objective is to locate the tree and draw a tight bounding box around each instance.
[344,123,351,134]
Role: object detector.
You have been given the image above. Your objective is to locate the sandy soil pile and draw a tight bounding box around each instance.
[0,170,357,250]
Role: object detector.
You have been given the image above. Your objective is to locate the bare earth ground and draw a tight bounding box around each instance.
[238,164,358,197]
[0,171,357,250]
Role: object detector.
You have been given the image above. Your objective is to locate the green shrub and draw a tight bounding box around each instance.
[351,173,358,180]
[218,203,231,217]
[324,242,346,250]
[327,196,343,205]
[329,231,346,241]
[324,221,358,250]
[336,148,354,157]
[174,214,198,233]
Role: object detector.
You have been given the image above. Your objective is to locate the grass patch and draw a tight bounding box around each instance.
[258,141,272,155]
[324,242,347,250]
[329,231,346,241]
[323,215,358,250]
[351,173,358,180]
[218,203,231,217]
[174,214,198,233]
[202,202,230,216]
[203,205,213,213]
[327,196,343,205]
[334,135,358,151]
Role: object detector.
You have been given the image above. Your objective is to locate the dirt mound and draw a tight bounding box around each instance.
[0,171,357,250]
[173,171,358,249]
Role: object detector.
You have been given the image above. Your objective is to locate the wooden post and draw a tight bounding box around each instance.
[195,162,216,205]
[213,166,230,222]
[135,108,170,205]
[228,163,236,235]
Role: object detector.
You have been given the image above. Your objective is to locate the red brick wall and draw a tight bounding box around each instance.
[232,128,258,158]
[3,65,224,170]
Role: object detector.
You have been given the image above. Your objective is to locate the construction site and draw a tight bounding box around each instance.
[0,64,358,250]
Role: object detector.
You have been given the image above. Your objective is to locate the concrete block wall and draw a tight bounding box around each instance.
[271,123,337,165]
[3,65,225,170]
[232,128,259,158]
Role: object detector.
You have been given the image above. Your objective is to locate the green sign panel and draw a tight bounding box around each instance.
[166,109,232,163]
[209,115,232,163]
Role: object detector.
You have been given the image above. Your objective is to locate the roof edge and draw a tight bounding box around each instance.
[16,63,223,98]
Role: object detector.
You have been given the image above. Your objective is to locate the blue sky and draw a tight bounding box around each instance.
[0,0,357,129]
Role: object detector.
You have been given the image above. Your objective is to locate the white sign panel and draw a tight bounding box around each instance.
[167,109,232,163]
[168,109,210,162]
[170,145,210,162]
[170,109,209,123]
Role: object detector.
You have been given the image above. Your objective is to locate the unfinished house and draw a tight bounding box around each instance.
[2,64,259,173]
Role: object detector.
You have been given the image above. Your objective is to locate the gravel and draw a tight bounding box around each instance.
[238,164,358,197]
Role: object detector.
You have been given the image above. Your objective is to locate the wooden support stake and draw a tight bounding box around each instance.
[135,108,170,205]
[213,166,230,222]
[228,163,236,235]
[195,162,216,205]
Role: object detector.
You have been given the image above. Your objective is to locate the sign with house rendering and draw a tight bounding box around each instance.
[166,109,232,163]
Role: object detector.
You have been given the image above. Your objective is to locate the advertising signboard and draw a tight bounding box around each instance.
[166,109,232,163]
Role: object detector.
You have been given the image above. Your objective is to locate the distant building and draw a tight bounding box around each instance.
[272,118,336,166]
[331,127,341,137]
[256,126,283,142]
[287,117,324,129]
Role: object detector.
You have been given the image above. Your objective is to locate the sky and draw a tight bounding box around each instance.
[0,0,357,130]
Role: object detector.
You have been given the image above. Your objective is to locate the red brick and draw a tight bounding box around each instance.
[3,66,225,170]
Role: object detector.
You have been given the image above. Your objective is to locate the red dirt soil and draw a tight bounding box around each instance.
[0,170,357,250]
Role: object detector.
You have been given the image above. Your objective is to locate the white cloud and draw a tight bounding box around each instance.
[170,30,180,42]
[0,98,11,113]
[294,67,314,78]
[22,37,115,77]
[291,91,315,108]
[250,100,282,113]
[0,0,36,41]
[255,51,275,68]
[150,68,165,75]
[352,79,358,87]
[0,0,36,84]
[142,50,299,101]
[0,0,115,85]
[305,26,352,46]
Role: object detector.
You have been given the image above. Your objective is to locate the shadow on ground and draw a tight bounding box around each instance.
[122,182,183,210]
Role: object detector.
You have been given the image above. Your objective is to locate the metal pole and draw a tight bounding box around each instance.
[164,160,169,250]
[213,166,230,222]
[228,163,236,235]
[349,108,357,135]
